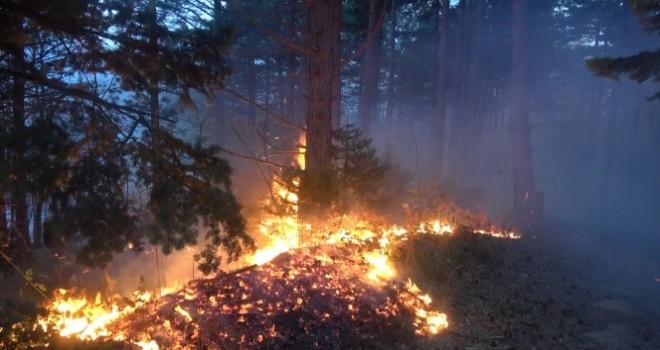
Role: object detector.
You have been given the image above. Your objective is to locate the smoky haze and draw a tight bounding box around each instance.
[108,0,659,309]
[208,1,659,298]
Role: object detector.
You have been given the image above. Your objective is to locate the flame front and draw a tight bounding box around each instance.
[39,213,516,347]
[37,147,519,347]
[296,130,306,170]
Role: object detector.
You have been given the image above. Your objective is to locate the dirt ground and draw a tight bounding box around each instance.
[2,222,659,350]
[414,225,660,350]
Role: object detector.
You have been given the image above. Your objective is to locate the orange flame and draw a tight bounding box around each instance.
[296,131,306,170]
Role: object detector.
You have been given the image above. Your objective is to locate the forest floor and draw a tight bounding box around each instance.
[413,223,660,350]
[1,222,659,349]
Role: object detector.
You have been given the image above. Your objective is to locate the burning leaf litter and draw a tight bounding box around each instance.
[35,215,517,349]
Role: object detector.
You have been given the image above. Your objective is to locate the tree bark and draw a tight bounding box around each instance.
[10,13,31,255]
[385,0,397,155]
[434,0,450,180]
[285,0,297,123]
[448,0,468,179]
[0,195,6,240]
[463,0,485,176]
[148,0,160,141]
[298,0,310,129]
[510,0,541,224]
[331,0,342,130]
[32,196,44,248]
[360,0,383,137]
[304,0,338,172]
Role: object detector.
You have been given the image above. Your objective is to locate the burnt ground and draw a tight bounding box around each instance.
[2,222,659,350]
[109,224,660,350]
[407,224,660,350]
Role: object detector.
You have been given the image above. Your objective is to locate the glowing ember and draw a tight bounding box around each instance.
[248,216,301,265]
[296,130,306,170]
[364,251,397,283]
[38,192,518,348]
[419,220,454,235]
[174,305,193,322]
[475,228,521,239]
[37,288,162,349]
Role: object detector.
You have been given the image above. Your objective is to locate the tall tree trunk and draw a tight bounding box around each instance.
[10,14,31,255]
[307,0,339,162]
[0,194,6,239]
[304,0,337,172]
[148,0,160,141]
[434,0,450,180]
[246,58,257,127]
[32,196,43,249]
[385,0,397,155]
[285,0,297,124]
[264,58,272,133]
[463,0,485,179]
[298,0,310,130]
[331,0,342,130]
[510,0,541,225]
[448,0,468,179]
[360,0,383,137]
[286,51,297,121]
[213,93,226,146]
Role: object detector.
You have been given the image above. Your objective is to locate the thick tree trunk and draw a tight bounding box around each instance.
[434,0,450,180]
[510,0,541,225]
[360,0,383,137]
[304,0,337,172]
[331,0,342,130]
[10,14,31,255]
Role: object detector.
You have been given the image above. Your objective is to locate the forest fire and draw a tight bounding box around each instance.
[34,210,517,348]
[35,134,518,347]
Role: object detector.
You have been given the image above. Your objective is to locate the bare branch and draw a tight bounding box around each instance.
[0,66,168,126]
[222,148,287,169]
[219,87,305,131]
[227,1,311,54]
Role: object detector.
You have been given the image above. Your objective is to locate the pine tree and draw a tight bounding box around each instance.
[333,124,389,208]
[586,0,660,101]
[0,0,251,272]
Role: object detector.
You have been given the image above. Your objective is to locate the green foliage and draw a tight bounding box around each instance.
[586,0,660,101]
[278,124,397,219]
[586,50,660,100]
[101,0,234,101]
[136,134,254,274]
[332,124,390,208]
[44,140,140,267]
[0,0,249,273]
[629,0,660,34]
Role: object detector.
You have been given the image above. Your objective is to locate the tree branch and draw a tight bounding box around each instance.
[227,1,311,54]
[219,87,305,131]
[338,1,387,71]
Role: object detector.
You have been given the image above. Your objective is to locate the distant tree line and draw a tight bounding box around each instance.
[215,0,658,228]
[1,0,658,272]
